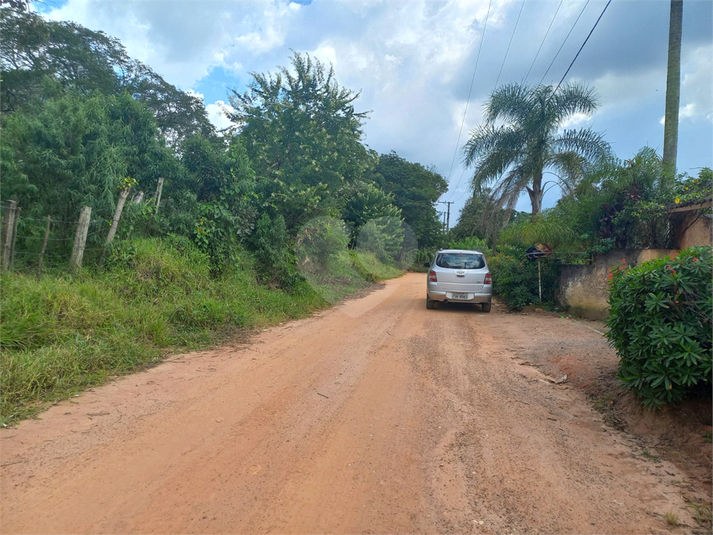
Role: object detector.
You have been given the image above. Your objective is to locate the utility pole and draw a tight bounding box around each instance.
[663,0,683,175]
[437,201,454,232]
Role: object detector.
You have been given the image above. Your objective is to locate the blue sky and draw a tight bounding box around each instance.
[40,0,712,224]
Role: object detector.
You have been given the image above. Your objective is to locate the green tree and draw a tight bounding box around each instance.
[226,52,374,229]
[0,89,181,261]
[0,8,213,146]
[178,135,257,268]
[339,180,402,239]
[463,83,610,215]
[371,152,447,247]
[449,185,514,246]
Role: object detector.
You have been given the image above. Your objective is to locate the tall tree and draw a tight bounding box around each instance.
[226,52,374,229]
[463,83,610,215]
[662,0,683,175]
[0,8,214,145]
[371,152,447,247]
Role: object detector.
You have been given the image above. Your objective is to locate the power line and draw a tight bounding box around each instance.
[444,0,493,202]
[493,0,527,89]
[523,0,564,84]
[551,0,612,96]
[539,0,591,85]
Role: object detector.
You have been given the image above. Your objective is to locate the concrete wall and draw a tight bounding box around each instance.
[555,249,678,320]
[678,214,712,249]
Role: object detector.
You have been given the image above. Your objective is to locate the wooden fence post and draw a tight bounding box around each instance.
[69,206,92,273]
[37,215,51,281]
[106,187,131,246]
[101,187,131,264]
[154,177,164,213]
[9,206,21,272]
[2,200,17,272]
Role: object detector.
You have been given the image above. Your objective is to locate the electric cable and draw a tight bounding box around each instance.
[539,0,591,85]
[493,0,527,89]
[552,0,612,96]
[444,0,493,202]
[523,0,564,83]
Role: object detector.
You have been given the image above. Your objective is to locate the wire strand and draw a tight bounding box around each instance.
[493,0,527,90]
[539,0,591,85]
[523,0,564,84]
[552,0,612,96]
[444,0,494,203]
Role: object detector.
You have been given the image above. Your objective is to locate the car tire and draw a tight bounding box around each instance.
[481,302,492,313]
[426,296,435,309]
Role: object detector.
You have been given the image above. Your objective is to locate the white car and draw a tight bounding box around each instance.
[424,249,492,312]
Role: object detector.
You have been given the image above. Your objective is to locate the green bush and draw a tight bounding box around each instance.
[249,213,300,290]
[606,246,713,408]
[487,245,559,311]
[295,216,350,270]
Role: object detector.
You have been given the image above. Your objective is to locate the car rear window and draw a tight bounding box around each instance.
[435,253,485,269]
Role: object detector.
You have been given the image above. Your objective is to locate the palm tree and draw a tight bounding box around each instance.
[463,83,610,215]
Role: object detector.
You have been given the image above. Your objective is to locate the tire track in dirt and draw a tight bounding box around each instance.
[1,273,704,534]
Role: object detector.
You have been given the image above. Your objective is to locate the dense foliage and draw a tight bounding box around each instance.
[1,11,444,280]
[606,247,712,408]
[1,237,400,424]
[486,246,559,311]
[463,82,610,215]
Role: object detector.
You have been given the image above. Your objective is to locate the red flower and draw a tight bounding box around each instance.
[666,265,672,270]
[621,259,626,264]
[693,257,698,262]
[672,269,676,274]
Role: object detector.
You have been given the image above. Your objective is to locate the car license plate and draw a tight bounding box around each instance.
[451,292,469,300]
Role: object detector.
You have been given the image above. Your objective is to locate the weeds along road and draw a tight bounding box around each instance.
[0,273,696,534]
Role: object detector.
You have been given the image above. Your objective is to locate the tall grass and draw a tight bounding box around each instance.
[0,238,401,424]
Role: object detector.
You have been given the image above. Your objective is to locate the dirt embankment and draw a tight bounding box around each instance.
[1,273,711,534]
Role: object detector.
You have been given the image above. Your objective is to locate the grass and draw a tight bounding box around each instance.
[664,512,679,526]
[0,238,403,425]
[687,500,713,530]
[640,448,661,463]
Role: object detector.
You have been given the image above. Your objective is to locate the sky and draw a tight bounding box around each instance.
[39,0,713,225]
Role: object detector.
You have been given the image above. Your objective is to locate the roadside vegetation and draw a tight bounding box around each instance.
[1,3,710,422]
[1,237,404,424]
[442,85,712,409]
[607,246,712,408]
[0,8,432,423]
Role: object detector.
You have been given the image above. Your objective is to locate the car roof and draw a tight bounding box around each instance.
[437,249,484,255]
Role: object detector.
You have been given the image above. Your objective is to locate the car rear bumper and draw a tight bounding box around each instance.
[427,286,492,304]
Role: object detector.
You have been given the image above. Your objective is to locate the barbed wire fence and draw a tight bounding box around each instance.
[1,187,138,279]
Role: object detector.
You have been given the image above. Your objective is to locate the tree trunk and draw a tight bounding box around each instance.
[527,171,544,215]
[663,0,682,176]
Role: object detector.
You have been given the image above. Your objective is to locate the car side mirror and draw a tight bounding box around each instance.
[423,262,430,268]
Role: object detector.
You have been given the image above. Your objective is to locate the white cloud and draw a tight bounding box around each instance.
[560,112,592,130]
[38,0,713,216]
[206,101,234,132]
[681,44,713,123]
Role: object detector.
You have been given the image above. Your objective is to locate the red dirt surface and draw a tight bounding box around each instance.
[1,273,711,534]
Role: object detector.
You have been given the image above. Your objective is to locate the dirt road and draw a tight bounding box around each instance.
[1,273,705,534]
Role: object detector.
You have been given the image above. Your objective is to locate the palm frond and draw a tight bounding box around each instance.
[552,128,611,162]
[486,83,532,124]
[548,152,587,197]
[551,83,598,124]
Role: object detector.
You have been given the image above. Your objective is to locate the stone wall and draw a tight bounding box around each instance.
[555,249,678,320]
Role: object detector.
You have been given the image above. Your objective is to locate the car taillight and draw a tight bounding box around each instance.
[484,273,492,284]
[429,270,437,282]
